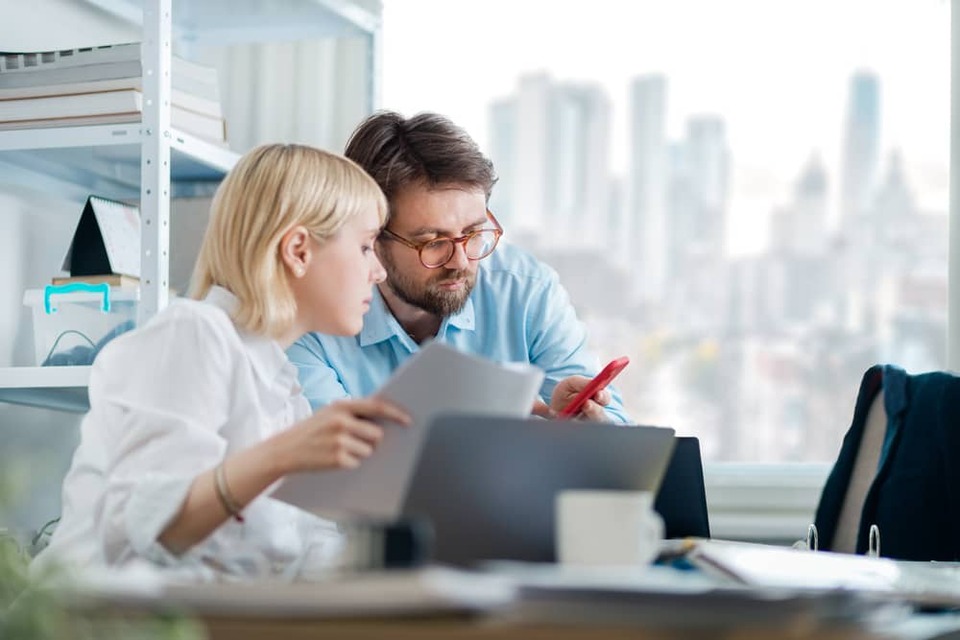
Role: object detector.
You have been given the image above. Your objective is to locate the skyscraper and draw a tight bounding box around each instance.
[765,155,833,325]
[513,73,554,243]
[840,71,881,226]
[486,73,612,249]
[770,154,829,256]
[663,116,730,287]
[684,116,729,254]
[665,115,731,328]
[487,98,517,229]
[626,75,668,300]
[552,82,611,248]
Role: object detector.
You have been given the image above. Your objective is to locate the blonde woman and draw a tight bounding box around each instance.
[37,144,409,580]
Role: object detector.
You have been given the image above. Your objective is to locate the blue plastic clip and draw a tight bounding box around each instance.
[44,283,111,315]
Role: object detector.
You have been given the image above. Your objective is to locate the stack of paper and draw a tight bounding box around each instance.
[162,568,517,617]
[60,565,517,618]
[0,43,226,144]
[272,342,545,518]
[485,562,906,631]
[688,539,960,610]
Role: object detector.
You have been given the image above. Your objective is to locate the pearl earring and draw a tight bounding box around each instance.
[295,266,304,277]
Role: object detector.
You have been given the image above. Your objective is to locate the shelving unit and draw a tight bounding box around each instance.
[0,367,90,413]
[0,0,381,412]
[0,125,238,201]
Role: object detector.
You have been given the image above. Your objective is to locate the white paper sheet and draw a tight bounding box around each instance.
[688,540,960,609]
[272,342,545,518]
[59,566,516,617]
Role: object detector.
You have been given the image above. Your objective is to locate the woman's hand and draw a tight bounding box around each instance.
[158,398,408,554]
[272,397,411,474]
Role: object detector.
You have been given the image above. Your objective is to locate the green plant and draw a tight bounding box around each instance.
[0,472,204,640]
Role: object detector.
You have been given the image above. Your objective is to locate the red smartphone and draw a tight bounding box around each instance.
[558,356,630,418]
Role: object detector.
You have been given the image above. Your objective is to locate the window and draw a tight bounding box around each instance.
[381,0,950,464]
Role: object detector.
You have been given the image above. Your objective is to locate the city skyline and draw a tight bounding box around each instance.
[481,68,929,266]
[382,0,950,255]
[467,59,947,462]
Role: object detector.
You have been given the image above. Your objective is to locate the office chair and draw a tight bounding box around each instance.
[829,389,886,554]
[654,436,711,539]
[814,364,960,561]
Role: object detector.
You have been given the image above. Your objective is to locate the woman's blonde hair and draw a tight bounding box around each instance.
[190,143,387,337]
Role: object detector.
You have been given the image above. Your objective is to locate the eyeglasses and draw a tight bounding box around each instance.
[379,210,504,269]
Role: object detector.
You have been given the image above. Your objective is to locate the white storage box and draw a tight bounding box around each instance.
[22,284,139,366]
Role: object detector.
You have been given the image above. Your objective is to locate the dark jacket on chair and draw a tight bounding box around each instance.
[814,364,960,561]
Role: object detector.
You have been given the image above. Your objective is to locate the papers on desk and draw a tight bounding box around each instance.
[161,567,517,617]
[60,560,917,634]
[484,561,907,631]
[63,566,516,618]
[690,540,902,590]
[688,540,960,610]
[272,342,545,518]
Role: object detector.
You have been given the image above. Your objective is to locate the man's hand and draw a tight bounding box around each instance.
[531,398,556,419]
[534,376,613,422]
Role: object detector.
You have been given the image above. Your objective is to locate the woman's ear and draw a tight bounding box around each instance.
[280,225,311,278]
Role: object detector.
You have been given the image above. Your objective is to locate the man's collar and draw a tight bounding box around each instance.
[447,296,476,331]
[359,286,476,347]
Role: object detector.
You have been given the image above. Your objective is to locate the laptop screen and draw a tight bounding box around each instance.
[402,416,676,566]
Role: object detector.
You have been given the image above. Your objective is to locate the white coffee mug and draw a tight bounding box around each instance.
[556,490,665,566]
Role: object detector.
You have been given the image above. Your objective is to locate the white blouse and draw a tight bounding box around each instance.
[36,286,342,581]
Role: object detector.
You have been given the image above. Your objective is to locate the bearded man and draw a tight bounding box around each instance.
[288,111,629,423]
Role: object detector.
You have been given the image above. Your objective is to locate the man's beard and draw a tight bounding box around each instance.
[379,248,476,317]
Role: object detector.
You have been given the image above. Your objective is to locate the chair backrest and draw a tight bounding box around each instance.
[816,364,960,561]
[814,366,883,553]
[654,436,711,539]
[830,393,886,553]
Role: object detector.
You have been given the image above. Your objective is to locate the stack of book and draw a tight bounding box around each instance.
[52,274,140,288]
[0,43,226,145]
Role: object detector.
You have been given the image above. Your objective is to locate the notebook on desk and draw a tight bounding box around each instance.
[402,416,676,567]
[687,539,960,610]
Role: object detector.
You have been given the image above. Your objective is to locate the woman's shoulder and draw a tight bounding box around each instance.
[147,297,237,339]
[99,297,242,365]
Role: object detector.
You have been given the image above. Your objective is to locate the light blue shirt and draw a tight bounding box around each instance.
[287,243,630,423]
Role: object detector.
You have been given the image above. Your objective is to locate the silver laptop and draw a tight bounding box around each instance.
[401,415,676,566]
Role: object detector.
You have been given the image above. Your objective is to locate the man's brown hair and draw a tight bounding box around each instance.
[344,111,497,219]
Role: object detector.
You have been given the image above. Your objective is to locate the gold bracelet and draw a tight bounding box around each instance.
[214,463,245,523]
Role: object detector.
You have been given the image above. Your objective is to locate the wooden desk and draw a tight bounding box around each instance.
[79,607,886,640]
[65,564,924,640]
[199,615,884,640]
